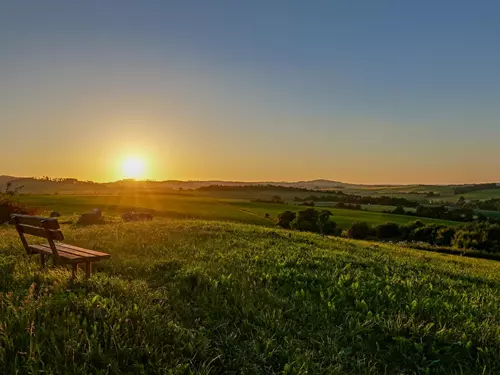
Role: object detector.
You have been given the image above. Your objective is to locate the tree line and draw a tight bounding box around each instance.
[276,208,500,253]
[294,193,420,208]
[453,183,499,195]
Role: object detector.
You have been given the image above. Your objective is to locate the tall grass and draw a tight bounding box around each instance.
[1,219,500,373]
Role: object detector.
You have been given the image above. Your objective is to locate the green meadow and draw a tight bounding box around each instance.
[2,219,500,374]
[0,191,496,373]
[18,193,459,229]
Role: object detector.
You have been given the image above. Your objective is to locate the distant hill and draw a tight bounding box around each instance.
[1,175,498,195]
[0,176,351,193]
[0,176,105,194]
[143,179,349,190]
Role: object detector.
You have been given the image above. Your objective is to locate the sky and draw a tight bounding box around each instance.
[1,0,500,184]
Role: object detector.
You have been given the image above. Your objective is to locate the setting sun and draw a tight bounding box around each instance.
[121,157,146,179]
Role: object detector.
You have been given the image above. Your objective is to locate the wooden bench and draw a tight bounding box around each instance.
[11,214,110,279]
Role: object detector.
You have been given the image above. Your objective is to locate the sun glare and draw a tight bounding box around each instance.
[121,157,146,179]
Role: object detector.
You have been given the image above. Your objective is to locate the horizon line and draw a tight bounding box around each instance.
[2,174,499,187]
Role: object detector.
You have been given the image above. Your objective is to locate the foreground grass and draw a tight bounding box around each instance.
[1,219,500,374]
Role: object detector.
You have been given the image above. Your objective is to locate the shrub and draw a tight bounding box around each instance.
[277,211,296,229]
[291,208,320,232]
[0,183,35,223]
[392,206,405,215]
[279,208,339,235]
[375,222,401,239]
[407,224,444,244]
[271,195,284,203]
[347,222,373,240]
[452,222,500,252]
[436,227,456,246]
[400,220,425,238]
[452,229,481,250]
[318,210,339,235]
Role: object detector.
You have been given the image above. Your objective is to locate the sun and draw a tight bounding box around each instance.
[121,157,146,179]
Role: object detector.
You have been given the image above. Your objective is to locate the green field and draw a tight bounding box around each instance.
[341,185,500,204]
[18,194,459,229]
[227,201,458,228]
[1,219,500,373]
[316,202,417,213]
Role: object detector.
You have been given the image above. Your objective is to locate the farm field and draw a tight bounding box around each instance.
[451,189,500,201]
[315,202,418,213]
[18,194,459,229]
[1,219,500,373]
[227,201,459,228]
[341,185,500,203]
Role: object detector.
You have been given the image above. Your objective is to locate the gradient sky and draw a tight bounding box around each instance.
[1,0,500,184]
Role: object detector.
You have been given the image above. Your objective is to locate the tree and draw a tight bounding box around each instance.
[277,211,296,229]
[347,222,372,239]
[392,206,405,215]
[436,227,456,246]
[291,208,320,232]
[318,210,338,235]
[271,195,284,203]
[0,183,32,223]
[375,222,401,239]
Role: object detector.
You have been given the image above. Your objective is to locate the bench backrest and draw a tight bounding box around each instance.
[11,214,64,260]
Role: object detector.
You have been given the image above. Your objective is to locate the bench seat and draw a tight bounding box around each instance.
[29,243,111,263]
[11,214,111,279]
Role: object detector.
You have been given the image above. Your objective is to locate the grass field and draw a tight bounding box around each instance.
[227,201,459,229]
[1,219,500,374]
[18,194,459,229]
[315,202,418,213]
[342,186,500,203]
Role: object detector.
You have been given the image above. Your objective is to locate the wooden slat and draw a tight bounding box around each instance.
[29,245,84,262]
[11,214,60,229]
[18,224,64,241]
[30,244,109,261]
[54,244,109,260]
[56,243,110,258]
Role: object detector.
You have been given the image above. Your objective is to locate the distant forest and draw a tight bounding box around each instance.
[454,183,500,195]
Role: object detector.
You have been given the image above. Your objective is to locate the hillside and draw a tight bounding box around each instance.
[2,176,500,203]
[0,176,350,193]
[1,219,500,374]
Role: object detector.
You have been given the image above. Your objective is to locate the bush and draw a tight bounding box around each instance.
[452,222,500,252]
[277,211,296,229]
[400,220,425,238]
[318,210,339,235]
[0,183,35,223]
[279,209,339,235]
[452,229,481,250]
[392,206,406,215]
[291,208,320,232]
[347,222,373,240]
[407,224,445,244]
[436,227,456,246]
[375,222,401,239]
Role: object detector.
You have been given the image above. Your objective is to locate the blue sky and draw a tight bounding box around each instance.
[1,0,499,183]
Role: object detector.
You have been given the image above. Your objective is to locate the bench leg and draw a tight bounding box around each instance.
[85,262,92,279]
[40,254,46,269]
[71,264,78,280]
